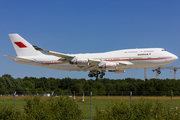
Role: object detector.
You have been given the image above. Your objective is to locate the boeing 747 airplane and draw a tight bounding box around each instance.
[4,34,178,78]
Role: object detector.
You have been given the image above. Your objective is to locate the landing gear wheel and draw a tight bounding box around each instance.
[94,74,98,77]
[101,72,105,75]
[88,74,93,77]
[157,71,161,74]
[100,75,103,79]
[88,71,105,78]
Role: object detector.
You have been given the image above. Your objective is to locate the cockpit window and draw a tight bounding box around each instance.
[162,49,166,51]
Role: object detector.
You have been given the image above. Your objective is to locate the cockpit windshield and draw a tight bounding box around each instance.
[162,49,166,51]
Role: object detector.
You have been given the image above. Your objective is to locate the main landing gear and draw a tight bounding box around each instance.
[157,70,161,74]
[88,71,105,79]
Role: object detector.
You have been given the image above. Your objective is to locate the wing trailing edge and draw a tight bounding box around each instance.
[118,61,134,66]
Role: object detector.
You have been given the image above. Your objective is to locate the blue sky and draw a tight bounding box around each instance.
[0,0,180,80]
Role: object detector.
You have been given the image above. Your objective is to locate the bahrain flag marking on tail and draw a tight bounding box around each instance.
[14,42,27,48]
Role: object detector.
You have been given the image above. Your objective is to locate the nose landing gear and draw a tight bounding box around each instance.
[152,67,161,74]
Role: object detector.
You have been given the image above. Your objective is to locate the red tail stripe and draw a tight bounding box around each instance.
[14,42,27,48]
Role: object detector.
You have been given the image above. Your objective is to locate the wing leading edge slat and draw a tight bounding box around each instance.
[42,50,74,60]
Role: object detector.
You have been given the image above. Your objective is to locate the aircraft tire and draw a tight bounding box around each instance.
[88,74,93,77]
[101,72,105,75]
[157,71,161,74]
[94,74,98,77]
[100,75,103,79]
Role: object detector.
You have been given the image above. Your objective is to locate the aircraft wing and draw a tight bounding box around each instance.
[78,60,134,72]
[89,59,101,65]
[89,60,133,66]
[42,50,74,60]
[33,46,74,61]
[118,61,134,66]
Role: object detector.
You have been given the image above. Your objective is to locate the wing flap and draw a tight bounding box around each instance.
[89,59,134,66]
[118,61,134,65]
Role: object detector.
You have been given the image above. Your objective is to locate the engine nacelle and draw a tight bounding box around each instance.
[105,63,118,70]
[71,59,89,66]
[108,70,125,73]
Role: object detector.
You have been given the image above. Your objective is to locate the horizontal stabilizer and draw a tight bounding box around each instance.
[4,55,34,62]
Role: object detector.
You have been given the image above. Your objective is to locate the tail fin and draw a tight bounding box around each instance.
[9,34,43,57]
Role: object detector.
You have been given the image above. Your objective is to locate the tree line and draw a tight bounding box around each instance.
[0,74,180,95]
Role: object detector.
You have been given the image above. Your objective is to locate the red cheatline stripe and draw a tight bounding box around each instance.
[41,58,170,65]
[105,57,171,62]
[42,62,63,64]
[14,42,27,48]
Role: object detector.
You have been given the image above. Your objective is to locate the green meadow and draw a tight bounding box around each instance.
[0,96,180,119]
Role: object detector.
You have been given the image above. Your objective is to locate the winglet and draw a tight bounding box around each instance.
[33,45,43,51]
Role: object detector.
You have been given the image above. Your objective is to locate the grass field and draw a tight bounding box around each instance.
[0,96,180,119]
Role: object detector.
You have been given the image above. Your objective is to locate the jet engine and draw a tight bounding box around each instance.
[99,62,118,70]
[70,59,89,66]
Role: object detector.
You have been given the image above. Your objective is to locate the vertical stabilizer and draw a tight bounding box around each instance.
[9,34,43,57]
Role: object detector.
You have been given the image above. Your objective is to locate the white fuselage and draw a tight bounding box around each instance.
[15,48,178,71]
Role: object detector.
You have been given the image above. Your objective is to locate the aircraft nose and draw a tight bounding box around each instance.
[172,54,178,61]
